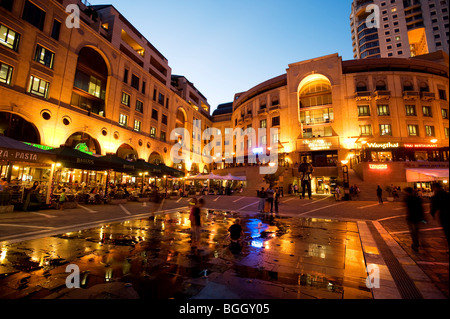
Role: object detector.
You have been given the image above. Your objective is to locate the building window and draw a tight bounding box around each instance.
[0,62,13,85]
[134,120,141,132]
[151,109,158,121]
[407,124,419,136]
[135,100,143,113]
[272,116,280,126]
[272,133,280,143]
[425,125,435,137]
[51,20,61,40]
[0,0,14,11]
[150,127,157,138]
[162,114,167,125]
[405,105,416,116]
[360,125,372,136]
[299,80,332,107]
[123,69,129,83]
[445,128,449,138]
[119,113,128,127]
[22,0,46,30]
[28,75,49,98]
[260,135,267,145]
[442,108,449,119]
[142,81,146,95]
[161,131,166,142]
[377,104,390,116]
[0,24,20,51]
[88,75,104,99]
[439,89,447,100]
[260,119,267,128]
[34,44,55,69]
[121,92,130,106]
[358,105,371,116]
[379,124,392,136]
[158,93,164,106]
[131,74,139,90]
[422,105,432,117]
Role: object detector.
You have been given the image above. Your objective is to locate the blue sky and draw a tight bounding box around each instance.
[102,0,354,111]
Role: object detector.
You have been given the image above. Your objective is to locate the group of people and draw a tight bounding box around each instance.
[257,186,282,214]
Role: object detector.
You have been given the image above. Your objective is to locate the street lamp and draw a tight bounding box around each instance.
[341,160,350,201]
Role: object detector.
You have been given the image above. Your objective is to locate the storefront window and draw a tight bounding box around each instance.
[371,151,393,162]
[414,151,428,161]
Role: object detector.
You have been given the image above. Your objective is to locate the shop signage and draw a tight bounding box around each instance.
[404,143,438,148]
[369,164,388,170]
[302,139,332,151]
[75,143,93,155]
[24,143,54,151]
[366,142,399,149]
[76,158,95,165]
[0,149,39,162]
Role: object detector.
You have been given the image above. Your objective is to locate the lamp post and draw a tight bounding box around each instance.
[341,160,350,201]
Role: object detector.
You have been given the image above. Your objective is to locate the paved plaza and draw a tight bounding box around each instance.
[0,194,448,299]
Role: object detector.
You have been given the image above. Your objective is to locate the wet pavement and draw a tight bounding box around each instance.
[0,209,372,299]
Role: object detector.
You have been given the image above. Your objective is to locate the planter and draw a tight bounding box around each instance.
[63,202,78,209]
[111,198,128,205]
[137,197,149,202]
[0,205,14,214]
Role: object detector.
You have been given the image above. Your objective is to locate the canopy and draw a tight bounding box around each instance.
[157,164,185,178]
[222,173,246,181]
[97,154,136,173]
[48,147,107,170]
[406,168,449,182]
[187,173,223,180]
[0,135,56,165]
[133,159,162,177]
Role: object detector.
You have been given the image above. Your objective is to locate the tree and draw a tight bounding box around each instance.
[263,168,284,188]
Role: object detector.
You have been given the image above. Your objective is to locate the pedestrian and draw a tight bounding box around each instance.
[294,184,298,195]
[257,187,266,213]
[355,184,360,199]
[350,185,354,199]
[430,183,450,254]
[274,187,280,214]
[228,218,244,244]
[376,185,383,204]
[265,186,275,213]
[189,198,204,247]
[59,188,66,210]
[335,186,341,201]
[298,158,313,199]
[404,187,425,252]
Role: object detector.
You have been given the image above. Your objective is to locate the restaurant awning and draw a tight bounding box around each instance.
[0,135,56,165]
[405,168,449,182]
[157,164,185,178]
[48,147,107,170]
[97,154,136,173]
[133,159,162,177]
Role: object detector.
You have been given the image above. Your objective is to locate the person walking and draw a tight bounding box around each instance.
[294,184,298,195]
[189,198,204,248]
[376,186,383,204]
[257,187,266,213]
[228,218,244,244]
[404,187,425,252]
[59,189,66,210]
[265,186,275,213]
[334,186,341,201]
[274,187,280,214]
[430,183,450,254]
[298,158,313,199]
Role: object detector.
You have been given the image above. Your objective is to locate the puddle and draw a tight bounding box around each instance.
[0,211,372,299]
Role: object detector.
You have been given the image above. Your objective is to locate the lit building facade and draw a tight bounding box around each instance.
[350,0,449,59]
[0,0,213,174]
[212,52,449,193]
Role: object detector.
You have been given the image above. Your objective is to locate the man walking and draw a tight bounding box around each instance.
[430,183,449,254]
[376,186,383,204]
[298,158,313,199]
[265,186,275,213]
[404,187,425,252]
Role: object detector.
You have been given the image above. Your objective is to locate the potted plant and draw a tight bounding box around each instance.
[385,186,394,202]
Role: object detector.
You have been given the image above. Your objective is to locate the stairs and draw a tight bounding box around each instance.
[347,169,392,201]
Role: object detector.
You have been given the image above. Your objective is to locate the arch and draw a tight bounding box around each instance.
[356,81,368,92]
[403,80,414,91]
[116,143,138,161]
[148,151,164,165]
[65,131,101,155]
[419,81,429,92]
[375,80,387,91]
[0,111,40,144]
[73,44,112,76]
[298,74,332,108]
[72,46,109,116]
[176,107,187,129]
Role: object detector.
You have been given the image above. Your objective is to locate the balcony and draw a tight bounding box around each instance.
[244,114,252,121]
[403,91,420,100]
[374,90,391,100]
[269,104,280,112]
[258,108,267,115]
[355,91,372,101]
[421,92,435,101]
[237,118,244,125]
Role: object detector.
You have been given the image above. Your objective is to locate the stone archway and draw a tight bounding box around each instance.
[148,151,164,165]
[0,112,40,144]
[65,132,101,155]
[116,143,138,161]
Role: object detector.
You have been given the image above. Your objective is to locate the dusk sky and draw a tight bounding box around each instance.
[102,0,354,111]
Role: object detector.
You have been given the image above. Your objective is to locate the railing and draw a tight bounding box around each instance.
[403,91,420,99]
[374,90,391,100]
[355,91,372,101]
[420,92,435,101]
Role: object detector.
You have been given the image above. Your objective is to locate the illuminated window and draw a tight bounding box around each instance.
[28,75,49,98]
[358,105,371,116]
[0,62,13,85]
[135,100,143,113]
[422,105,432,117]
[360,125,372,136]
[88,76,104,99]
[121,92,130,106]
[405,105,416,116]
[299,80,332,108]
[379,124,392,136]
[119,113,128,126]
[34,44,54,68]
[134,120,141,132]
[150,127,157,138]
[425,125,435,137]
[272,133,280,143]
[445,128,449,138]
[260,119,267,128]
[442,108,449,119]
[407,124,419,136]
[0,24,20,51]
[377,104,390,116]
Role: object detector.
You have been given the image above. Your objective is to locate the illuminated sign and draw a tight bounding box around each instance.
[369,164,388,170]
[303,139,332,151]
[24,143,54,151]
[404,144,438,148]
[75,143,93,155]
[252,147,264,155]
[366,142,399,149]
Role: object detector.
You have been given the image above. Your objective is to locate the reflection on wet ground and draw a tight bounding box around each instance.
[0,210,372,299]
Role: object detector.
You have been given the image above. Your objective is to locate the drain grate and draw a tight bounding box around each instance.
[367,221,423,299]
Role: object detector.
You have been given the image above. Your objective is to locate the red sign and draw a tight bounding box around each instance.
[369,164,388,170]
